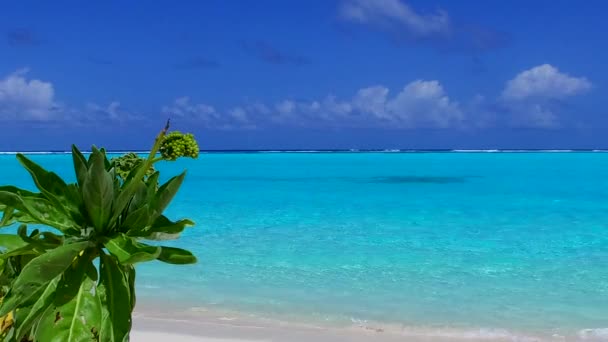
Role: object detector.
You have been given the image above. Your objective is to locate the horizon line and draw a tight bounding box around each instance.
[2,149,608,154]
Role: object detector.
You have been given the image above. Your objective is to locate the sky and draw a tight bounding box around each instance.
[0,0,607,150]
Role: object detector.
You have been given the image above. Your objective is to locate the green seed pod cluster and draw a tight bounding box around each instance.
[111,152,156,182]
[159,131,200,161]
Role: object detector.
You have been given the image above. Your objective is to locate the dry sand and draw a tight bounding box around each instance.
[130,311,555,342]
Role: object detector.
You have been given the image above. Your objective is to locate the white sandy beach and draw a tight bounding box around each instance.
[130,310,562,342]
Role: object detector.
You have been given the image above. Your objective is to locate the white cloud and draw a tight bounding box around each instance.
[265,80,461,128]
[0,69,56,120]
[521,104,558,128]
[353,86,389,119]
[165,80,462,129]
[502,64,591,100]
[84,101,142,122]
[247,102,271,115]
[386,80,462,128]
[275,100,296,115]
[162,96,219,123]
[339,0,450,38]
[229,106,250,123]
[0,69,144,125]
[501,64,592,128]
[319,96,352,119]
[164,66,591,130]
[163,97,255,129]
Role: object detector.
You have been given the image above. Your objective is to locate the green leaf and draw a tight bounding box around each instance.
[64,184,85,225]
[126,181,147,215]
[0,205,14,227]
[0,186,39,198]
[98,252,132,342]
[151,215,194,234]
[104,234,160,264]
[13,277,59,341]
[146,171,160,190]
[149,172,185,220]
[121,205,150,234]
[0,241,90,316]
[71,145,88,188]
[157,246,197,264]
[16,154,77,218]
[107,179,140,230]
[0,191,77,233]
[134,215,194,240]
[82,149,114,231]
[0,230,64,259]
[38,231,64,246]
[0,234,27,252]
[124,265,136,311]
[34,276,102,342]
[100,148,111,171]
[0,242,40,259]
[54,249,97,306]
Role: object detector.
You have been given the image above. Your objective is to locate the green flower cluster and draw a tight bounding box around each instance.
[111,152,156,183]
[159,131,200,161]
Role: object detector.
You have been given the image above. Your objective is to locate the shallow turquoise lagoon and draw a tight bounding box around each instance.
[3,152,608,338]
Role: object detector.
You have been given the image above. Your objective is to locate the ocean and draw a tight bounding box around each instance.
[2,151,607,340]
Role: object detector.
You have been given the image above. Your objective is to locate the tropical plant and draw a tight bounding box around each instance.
[0,122,199,341]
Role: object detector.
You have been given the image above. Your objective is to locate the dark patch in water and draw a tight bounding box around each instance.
[203,175,477,184]
[370,176,470,184]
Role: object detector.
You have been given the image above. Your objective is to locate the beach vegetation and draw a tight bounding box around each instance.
[0,121,199,341]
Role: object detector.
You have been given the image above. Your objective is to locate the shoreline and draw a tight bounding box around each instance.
[131,303,608,342]
[131,315,532,342]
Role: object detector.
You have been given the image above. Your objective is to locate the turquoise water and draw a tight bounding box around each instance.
[3,152,608,339]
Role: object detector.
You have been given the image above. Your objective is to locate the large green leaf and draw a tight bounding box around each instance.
[98,252,132,342]
[34,276,102,342]
[157,246,197,264]
[104,234,160,264]
[12,277,59,341]
[54,249,97,306]
[16,154,79,219]
[82,149,114,231]
[0,191,77,233]
[0,234,27,252]
[121,205,150,233]
[71,145,89,189]
[0,241,90,316]
[107,179,141,230]
[149,172,185,220]
[16,154,67,192]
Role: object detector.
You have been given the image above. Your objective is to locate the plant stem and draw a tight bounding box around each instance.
[128,121,169,185]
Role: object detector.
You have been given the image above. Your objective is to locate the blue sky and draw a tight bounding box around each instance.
[0,0,606,150]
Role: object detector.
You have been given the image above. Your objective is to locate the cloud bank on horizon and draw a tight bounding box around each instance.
[0,63,592,130]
